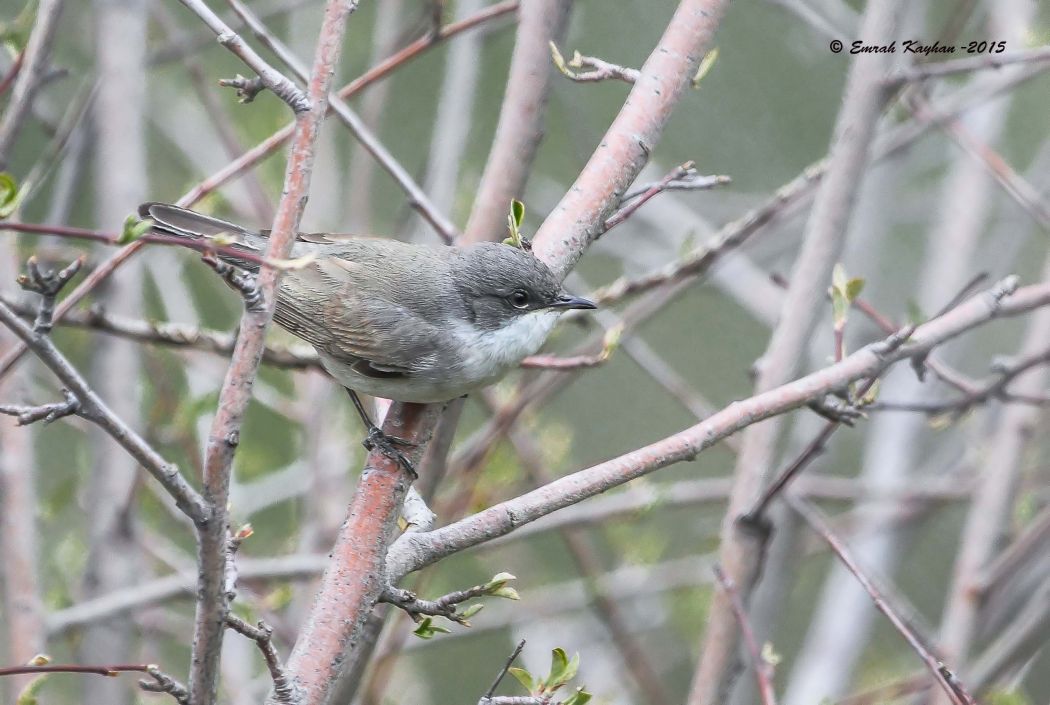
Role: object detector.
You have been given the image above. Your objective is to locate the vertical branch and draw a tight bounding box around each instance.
[79,2,150,703]
[292,3,573,701]
[0,0,65,167]
[687,2,902,703]
[188,2,362,703]
[460,0,571,244]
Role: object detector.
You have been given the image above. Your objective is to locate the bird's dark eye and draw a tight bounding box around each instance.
[510,289,530,309]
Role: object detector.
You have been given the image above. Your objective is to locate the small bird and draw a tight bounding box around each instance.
[140,203,596,467]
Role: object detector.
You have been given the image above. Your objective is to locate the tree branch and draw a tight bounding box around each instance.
[387,279,1050,580]
[188,1,362,702]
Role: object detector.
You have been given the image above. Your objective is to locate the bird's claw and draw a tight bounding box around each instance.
[363,426,418,479]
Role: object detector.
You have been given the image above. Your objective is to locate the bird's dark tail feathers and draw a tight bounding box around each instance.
[138,202,266,270]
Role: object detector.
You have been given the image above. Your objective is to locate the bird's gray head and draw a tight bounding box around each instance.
[453,243,596,332]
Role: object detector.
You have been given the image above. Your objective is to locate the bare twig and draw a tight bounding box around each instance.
[887,45,1050,85]
[175,0,309,112]
[481,639,526,703]
[224,0,460,243]
[788,497,975,705]
[15,255,83,334]
[550,43,641,83]
[713,565,777,705]
[0,0,65,167]
[226,615,301,705]
[604,161,729,233]
[139,665,190,705]
[379,583,490,624]
[0,387,78,425]
[0,291,207,523]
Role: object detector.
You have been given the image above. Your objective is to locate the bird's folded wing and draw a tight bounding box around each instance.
[274,258,442,379]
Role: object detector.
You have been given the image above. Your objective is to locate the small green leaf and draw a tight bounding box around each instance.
[761,642,782,666]
[845,277,865,302]
[563,687,593,705]
[546,647,570,688]
[831,288,848,327]
[906,300,926,325]
[16,674,48,705]
[0,171,29,218]
[485,571,516,591]
[549,41,568,74]
[509,667,537,694]
[504,201,528,248]
[490,586,520,600]
[832,263,848,294]
[118,214,153,245]
[691,47,719,88]
[858,379,880,406]
[459,603,484,620]
[411,616,452,639]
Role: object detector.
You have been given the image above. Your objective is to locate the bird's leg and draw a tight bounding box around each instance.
[344,388,417,479]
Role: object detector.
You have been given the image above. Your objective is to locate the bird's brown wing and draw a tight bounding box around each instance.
[274,255,442,379]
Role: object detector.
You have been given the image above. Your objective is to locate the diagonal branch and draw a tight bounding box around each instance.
[0,298,207,522]
[386,279,1050,580]
[175,0,308,112]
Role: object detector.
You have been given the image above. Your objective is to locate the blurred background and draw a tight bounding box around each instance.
[1,0,1049,703]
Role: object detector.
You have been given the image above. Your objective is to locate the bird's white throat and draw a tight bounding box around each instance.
[453,309,560,380]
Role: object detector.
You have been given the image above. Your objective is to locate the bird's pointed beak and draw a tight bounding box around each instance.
[550,293,597,310]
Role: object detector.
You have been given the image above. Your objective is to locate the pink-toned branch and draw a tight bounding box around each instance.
[188,1,362,702]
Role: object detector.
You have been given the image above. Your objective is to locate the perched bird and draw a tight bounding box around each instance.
[140,203,596,467]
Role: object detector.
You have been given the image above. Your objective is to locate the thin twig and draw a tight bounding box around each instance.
[225,615,301,705]
[887,45,1050,85]
[482,639,526,702]
[0,288,207,523]
[788,496,975,705]
[175,0,309,112]
[713,565,777,705]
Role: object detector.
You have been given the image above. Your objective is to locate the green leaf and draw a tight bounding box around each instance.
[504,201,527,248]
[545,647,569,688]
[563,687,593,705]
[0,0,38,52]
[118,214,153,245]
[832,263,847,293]
[831,288,848,327]
[411,616,451,640]
[511,199,525,229]
[858,379,880,406]
[0,171,29,218]
[845,277,865,302]
[692,47,719,88]
[459,603,484,620]
[485,571,516,591]
[16,673,48,705]
[490,586,520,600]
[906,299,926,325]
[549,41,568,75]
[509,667,537,694]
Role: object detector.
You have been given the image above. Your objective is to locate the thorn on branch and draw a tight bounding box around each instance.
[16,256,83,333]
[481,639,526,704]
[225,615,300,705]
[139,665,190,705]
[201,255,264,311]
[219,73,266,103]
[0,388,79,425]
